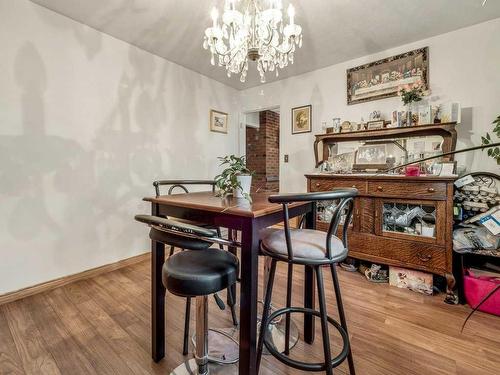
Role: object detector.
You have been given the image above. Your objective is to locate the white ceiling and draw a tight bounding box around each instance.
[30,0,500,90]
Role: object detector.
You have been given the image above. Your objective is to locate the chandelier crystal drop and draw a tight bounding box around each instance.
[203,0,303,83]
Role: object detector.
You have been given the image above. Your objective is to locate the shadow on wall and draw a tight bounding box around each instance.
[0,40,173,275]
[0,43,82,242]
[32,1,103,59]
[1,0,236,292]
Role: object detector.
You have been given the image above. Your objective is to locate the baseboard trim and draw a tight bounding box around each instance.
[0,252,150,306]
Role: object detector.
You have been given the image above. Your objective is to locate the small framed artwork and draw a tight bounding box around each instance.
[340,121,352,133]
[291,105,312,134]
[367,120,385,130]
[210,109,228,134]
[353,143,388,171]
[356,144,387,165]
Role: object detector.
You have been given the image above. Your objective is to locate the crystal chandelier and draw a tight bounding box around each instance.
[203,0,303,83]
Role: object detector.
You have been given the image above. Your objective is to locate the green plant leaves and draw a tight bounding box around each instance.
[481,114,500,164]
[214,154,256,203]
[493,115,500,138]
[399,87,424,105]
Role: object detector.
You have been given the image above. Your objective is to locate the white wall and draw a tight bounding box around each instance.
[0,0,240,294]
[240,18,500,193]
[245,112,260,128]
[1,1,499,295]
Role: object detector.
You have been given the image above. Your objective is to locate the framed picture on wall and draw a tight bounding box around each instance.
[346,47,429,105]
[210,109,228,133]
[291,105,312,134]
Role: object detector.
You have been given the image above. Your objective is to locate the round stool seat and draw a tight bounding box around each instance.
[163,248,239,297]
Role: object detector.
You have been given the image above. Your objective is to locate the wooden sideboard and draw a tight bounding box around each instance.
[306,173,457,302]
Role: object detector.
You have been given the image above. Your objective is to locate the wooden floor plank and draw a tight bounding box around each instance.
[43,287,134,375]
[27,293,98,375]
[1,255,499,375]
[62,282,157,375]
[0,305,25,375]
[2,299,62,374]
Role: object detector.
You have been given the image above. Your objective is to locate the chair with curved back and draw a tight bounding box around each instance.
[152,179,238,357]
[135,214,239,375]
[257,189,358,375]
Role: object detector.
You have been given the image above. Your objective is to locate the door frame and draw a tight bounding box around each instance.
[239,105,281,189]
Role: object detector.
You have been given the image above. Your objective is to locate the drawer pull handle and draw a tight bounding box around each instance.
[417,253,432,262]
[315,183,320,187]
[352,185,356,188]
[427,188,435,193]
[376,186,383,191]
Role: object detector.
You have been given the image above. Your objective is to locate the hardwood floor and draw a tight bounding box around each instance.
[1,255,499,375]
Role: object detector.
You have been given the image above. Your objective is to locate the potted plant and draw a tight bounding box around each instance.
[214,155,255,202]
[481,114,500,165]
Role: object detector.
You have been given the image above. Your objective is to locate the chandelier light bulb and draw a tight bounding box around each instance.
[203,0,303,83]
[287,4,295,25]
[211,7,219,27]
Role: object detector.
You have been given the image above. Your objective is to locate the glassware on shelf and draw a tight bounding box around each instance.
[405,164,420,177]
[382,202,436,237]
[317,200,351,225]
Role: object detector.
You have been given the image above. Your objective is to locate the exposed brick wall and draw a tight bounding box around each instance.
[246,110,279,192]
[246,125,266,190]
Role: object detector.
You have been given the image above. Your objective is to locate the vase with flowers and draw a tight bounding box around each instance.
[399,85,424,126]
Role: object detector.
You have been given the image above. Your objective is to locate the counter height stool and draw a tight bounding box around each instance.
[257,189,358,375]
[153,179,238,355]
[135,215,239,375]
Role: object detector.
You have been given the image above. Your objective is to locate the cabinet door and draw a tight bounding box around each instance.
[315,198,361,233]
[374,198,446,245]
[358,197,375,234]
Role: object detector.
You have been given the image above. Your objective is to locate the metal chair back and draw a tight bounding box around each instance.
[268,189,358,261]
[153,179,216,197]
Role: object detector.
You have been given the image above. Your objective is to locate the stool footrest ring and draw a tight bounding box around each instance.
[263,307,350,372]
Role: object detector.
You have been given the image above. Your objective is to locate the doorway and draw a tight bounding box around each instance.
[244,108,280,192]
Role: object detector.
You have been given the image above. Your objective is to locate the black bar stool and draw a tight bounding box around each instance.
[257,189,358,375]
[135,215,239,374]
[152,179,238,355]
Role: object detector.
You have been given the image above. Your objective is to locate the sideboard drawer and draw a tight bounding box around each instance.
[310,178,366,194]
[367,181,447,200]
[350,234,447,273]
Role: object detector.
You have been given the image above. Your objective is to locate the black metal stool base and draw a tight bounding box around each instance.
[263,307,350,372]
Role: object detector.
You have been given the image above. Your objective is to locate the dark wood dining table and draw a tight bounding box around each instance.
[143,191,317,375]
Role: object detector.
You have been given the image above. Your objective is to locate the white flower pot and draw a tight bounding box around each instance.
[234,175,252,198]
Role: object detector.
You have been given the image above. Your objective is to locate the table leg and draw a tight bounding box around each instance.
[239,221,259,375]
[453,252,465,304]
[304,203,316,344]
[228,229,238,305]
[152,203,166,362]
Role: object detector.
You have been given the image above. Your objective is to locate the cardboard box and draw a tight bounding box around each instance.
[389,266,433,295]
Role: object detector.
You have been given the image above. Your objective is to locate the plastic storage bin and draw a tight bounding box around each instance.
[464,269,500,317]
